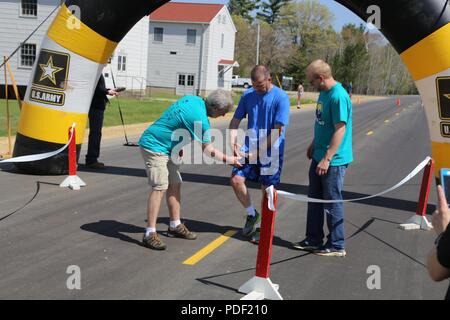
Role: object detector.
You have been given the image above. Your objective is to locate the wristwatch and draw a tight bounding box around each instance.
[434,232,444,247]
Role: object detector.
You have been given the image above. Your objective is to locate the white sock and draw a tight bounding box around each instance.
[145,227,156,237]
[170,220,181,229]
[246,206,256,217]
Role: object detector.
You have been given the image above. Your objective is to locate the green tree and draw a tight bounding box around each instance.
[282,0,337,87]
[228,0,259,22]
[331,24,369,94]
[257,0,291,25]
[232,15,257,76]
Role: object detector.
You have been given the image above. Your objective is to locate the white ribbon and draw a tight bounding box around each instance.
[0,124,76,164]
[271,156,432,204]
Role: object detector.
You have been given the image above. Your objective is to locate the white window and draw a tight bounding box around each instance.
[187,29,196,45]
[19,43,36,68]
[154,27,163,42]
[221,34,225,49]
[20,0,37,17]
[118,55,126,72]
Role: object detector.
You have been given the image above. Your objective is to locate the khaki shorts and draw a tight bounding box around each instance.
[140,148,182,190]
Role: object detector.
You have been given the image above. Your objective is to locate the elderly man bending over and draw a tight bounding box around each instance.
[138,90,241,250]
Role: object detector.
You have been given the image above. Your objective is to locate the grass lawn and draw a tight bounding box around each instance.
[0,92,314,137]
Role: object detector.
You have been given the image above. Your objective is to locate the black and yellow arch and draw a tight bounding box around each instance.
[336,0,450,178]
[14,0,450,177]
[13,0,170,174]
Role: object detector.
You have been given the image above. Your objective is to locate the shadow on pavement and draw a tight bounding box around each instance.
[80,217,295,250]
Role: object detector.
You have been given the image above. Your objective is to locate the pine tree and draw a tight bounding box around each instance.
[257,0,291,25]
[228,0,259,22]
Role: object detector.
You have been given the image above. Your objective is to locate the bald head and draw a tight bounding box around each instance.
[306,59,336,91]
[307,60,333,79]
[251,65,273,94]
[251,65,271,81]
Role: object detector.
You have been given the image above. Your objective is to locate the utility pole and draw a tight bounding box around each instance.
[256,21,260,65]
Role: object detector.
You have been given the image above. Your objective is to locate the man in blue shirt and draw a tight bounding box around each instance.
[293,60,353,257]
[229,65,290,244]
[139,90,242,250]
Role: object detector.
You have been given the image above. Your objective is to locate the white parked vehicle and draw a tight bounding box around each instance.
[232,75,252,88]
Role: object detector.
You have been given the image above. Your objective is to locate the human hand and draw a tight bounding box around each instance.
[229,155,243,169]
[316,158,330,176]
[232,143,244,157]
[107,89,118,96]
[432,185,450,235]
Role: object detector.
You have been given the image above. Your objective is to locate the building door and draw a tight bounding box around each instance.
[218,66,225,88]
[176,73,195,96]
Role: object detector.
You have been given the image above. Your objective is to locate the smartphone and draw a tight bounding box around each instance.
[441,168,450,204]
[115,87,126,92]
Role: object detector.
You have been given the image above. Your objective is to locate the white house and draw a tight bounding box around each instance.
[148,2,238,96]
[0,0,60,98]
[0,0,149,97]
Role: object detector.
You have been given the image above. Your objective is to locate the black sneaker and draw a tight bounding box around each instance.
[85,161,105,169]
[242,211,261,236]
[292,239,322,251]
[314,246,346,257]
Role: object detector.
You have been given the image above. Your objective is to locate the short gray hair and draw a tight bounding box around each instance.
[206,89,234,113]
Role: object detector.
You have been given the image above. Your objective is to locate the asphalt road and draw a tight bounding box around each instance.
[0,96,448,300]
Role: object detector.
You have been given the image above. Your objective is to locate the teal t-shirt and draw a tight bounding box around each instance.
[313,82,353,166]
[139,96,211,155]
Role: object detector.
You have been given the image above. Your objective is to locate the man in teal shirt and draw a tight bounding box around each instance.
[139,90,241,250]
[293,60,353,257]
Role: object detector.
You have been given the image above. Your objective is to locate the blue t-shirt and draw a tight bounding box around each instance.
[139,96,211,155]
[233,85,290,157]
[313,82,353,166]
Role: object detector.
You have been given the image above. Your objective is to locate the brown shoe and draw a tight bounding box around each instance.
[167,223,197,240]
[142,232,167,250]
[85,162,105,169]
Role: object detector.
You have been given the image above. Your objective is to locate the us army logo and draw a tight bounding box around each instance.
[441,122,450,138]
[436,77,450,121]
[29,87,65,106]
[32,49,70,91]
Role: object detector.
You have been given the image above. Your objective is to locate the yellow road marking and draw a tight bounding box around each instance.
[396,113,400,116]
[183,230,238,265]
[367,131,374,136]
[384,120,390,123]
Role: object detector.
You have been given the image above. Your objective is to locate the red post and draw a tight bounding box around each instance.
[416,159,435,216]
[68,126,77,176]
[255,189,277,279]
[396,98,401,106]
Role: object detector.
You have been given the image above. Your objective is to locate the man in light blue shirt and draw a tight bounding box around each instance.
[139,90,241,250]
[293,60,353,257]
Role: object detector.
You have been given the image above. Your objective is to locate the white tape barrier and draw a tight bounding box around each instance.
[0,126,74,164]
[268,156,432,206]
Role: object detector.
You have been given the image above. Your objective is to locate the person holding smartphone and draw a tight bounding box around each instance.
[427,183,450,300]
[85,74,118,169]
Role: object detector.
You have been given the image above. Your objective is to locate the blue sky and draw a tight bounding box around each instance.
[172,0,367,31]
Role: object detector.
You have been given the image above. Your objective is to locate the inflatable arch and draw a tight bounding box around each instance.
[14,0,450,179]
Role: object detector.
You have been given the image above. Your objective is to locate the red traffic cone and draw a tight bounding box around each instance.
[396,98,401,106]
